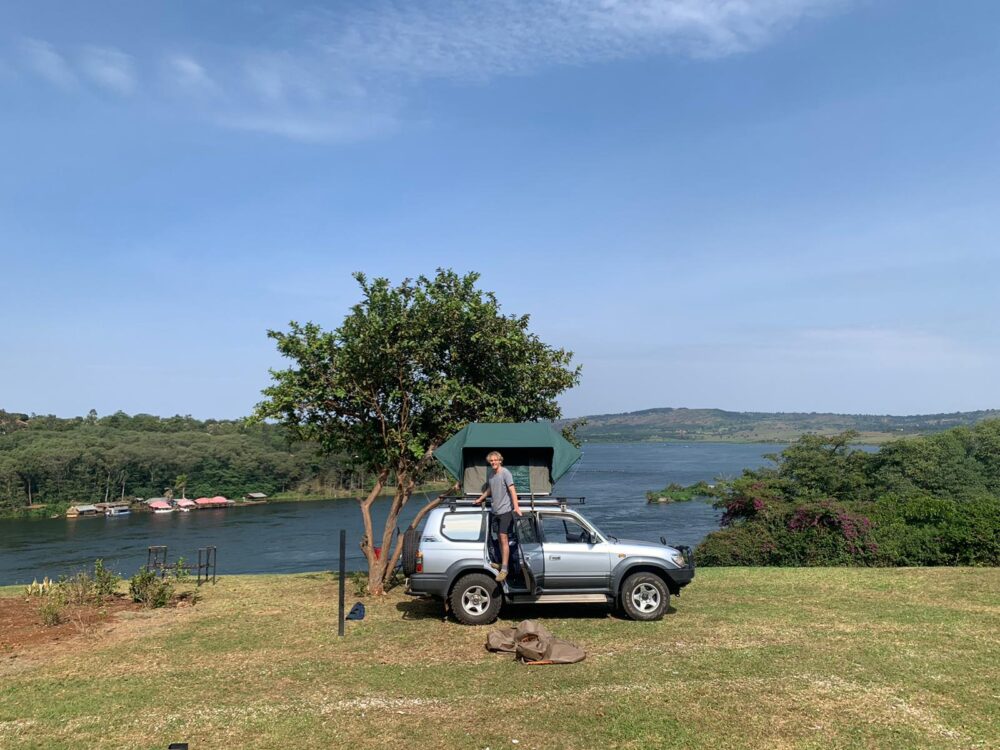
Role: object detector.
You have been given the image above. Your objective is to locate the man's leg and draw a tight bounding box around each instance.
[499,532,510,570]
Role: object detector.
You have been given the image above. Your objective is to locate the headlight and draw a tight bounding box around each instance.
[668,550,686,568]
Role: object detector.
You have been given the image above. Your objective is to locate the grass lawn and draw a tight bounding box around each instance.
[1,567,997,749]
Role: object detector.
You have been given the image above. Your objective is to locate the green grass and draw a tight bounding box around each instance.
[1,568,997,749]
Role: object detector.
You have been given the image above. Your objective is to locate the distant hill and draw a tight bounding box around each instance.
[559,407,1000,443]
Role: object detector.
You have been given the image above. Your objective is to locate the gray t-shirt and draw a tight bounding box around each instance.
[487,467,515,515]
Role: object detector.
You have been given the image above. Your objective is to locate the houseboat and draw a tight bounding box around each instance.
[149,500,174,514]
[66,504,100,518]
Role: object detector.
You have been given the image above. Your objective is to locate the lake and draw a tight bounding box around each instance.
[0,442,783,585]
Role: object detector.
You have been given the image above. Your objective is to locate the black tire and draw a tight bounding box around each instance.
[401,528,420,576]
[620,572,669,621]
[449,573,502,626]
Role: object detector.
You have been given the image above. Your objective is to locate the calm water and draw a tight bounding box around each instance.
[0,442,782,585]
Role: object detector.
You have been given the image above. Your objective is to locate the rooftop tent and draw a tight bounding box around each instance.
[434,422,582,496]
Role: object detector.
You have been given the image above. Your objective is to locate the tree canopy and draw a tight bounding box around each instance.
[696,421,1000,566]
[253,269,580,593]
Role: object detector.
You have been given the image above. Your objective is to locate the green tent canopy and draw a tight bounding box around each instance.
[434,422,582,496]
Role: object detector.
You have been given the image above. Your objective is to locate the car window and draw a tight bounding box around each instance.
[540,515,590,544]
[516,515,540,544]
[440,512,485,542]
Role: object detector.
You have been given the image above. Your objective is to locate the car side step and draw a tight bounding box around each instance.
[508,593,612,605]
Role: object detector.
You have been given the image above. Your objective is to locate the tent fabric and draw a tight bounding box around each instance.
[434,423,581,495]
[485,620,586,665]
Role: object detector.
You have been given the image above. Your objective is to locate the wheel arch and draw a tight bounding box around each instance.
[445,561,494,600]
[613,560,678,597]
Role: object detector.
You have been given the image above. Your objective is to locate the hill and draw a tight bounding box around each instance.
[562,407,1000,443]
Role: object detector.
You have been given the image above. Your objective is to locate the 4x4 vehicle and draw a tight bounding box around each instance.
[404,498,695,625]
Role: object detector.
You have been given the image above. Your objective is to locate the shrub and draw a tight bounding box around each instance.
[351,570,368,597]
[39,597,64,626]
[129,567,174,608]
[94,559,121,597]
[57,571,96,605]
[172,557,190,581]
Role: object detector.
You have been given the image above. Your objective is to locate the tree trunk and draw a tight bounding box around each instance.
[383,481,460,576]
[358,469,390,595]
[376,477,412,593]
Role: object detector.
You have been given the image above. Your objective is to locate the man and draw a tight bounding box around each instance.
[474,450,522,582]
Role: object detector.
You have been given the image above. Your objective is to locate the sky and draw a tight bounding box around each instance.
[2,0,999,420]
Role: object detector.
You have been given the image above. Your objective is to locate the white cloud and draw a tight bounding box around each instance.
[20,38,76,88]
[317,0,848,78]
[9,2,851,141]
[80,46,136,94]
[165,54,217,94]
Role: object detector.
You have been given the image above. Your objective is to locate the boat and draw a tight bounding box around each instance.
[66,504,100,518]
[175,498,197,512]
[105,505,131,516]
[149,500,174,514]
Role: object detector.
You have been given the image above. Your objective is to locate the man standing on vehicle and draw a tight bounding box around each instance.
[474,450,522,582]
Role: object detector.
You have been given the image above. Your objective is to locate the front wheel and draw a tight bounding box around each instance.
[449,573,502,625]
[620,572,669,621]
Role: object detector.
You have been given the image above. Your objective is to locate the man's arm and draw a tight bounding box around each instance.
[474,486,491,505]
[508,480,521,516]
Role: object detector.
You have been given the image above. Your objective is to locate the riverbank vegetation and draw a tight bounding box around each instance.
[696,421,1000,566]
[563,406,1000,443]
[1,567,996,748]
[0,410,398,518]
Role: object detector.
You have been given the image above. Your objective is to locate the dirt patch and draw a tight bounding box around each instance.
[0,592,196,654]
[0,595,140,652]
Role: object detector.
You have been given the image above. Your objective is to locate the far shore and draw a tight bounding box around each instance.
[0,481,454,522]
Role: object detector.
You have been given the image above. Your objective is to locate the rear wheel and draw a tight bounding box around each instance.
[449,573,502,625]
[620,572,669,621]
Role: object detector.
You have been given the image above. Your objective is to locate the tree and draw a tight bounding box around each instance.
[253,269,580,594]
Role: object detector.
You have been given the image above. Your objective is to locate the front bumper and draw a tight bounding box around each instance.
[666,545,696,590]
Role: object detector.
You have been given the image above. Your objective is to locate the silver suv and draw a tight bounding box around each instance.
[404,499,695,625]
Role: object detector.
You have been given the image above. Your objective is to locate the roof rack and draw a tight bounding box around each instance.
[443,495,585,512]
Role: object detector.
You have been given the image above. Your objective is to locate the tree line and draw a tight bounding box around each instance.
[0,409,372,516]
[695,420,1000,566]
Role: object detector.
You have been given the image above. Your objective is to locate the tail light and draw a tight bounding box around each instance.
[415,551,423,573]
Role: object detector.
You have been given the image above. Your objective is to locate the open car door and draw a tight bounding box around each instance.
[514,514,543,595]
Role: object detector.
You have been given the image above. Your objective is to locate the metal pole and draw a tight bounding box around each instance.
[338,529,346,637]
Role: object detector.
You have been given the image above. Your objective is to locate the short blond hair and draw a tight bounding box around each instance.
[486,450,503,463]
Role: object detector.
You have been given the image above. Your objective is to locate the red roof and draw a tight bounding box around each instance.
[195,497,231,506]
[149,500,172,510]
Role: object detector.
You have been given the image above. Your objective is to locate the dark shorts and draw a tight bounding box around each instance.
[494,511,514,535]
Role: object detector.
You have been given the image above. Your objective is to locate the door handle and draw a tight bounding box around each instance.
[549,555,561,560]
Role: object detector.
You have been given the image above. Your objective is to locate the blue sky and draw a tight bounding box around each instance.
[2,0,998,419]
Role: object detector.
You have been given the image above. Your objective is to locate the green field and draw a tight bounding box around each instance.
[2,568,997,749]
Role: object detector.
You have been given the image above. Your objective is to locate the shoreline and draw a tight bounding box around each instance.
[0,482,454,522]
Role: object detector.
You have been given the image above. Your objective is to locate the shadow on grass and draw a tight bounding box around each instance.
[396,596,446,621]
[395,597,677,624]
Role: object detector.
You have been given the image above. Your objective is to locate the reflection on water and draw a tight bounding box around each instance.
[0,442,781,584]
